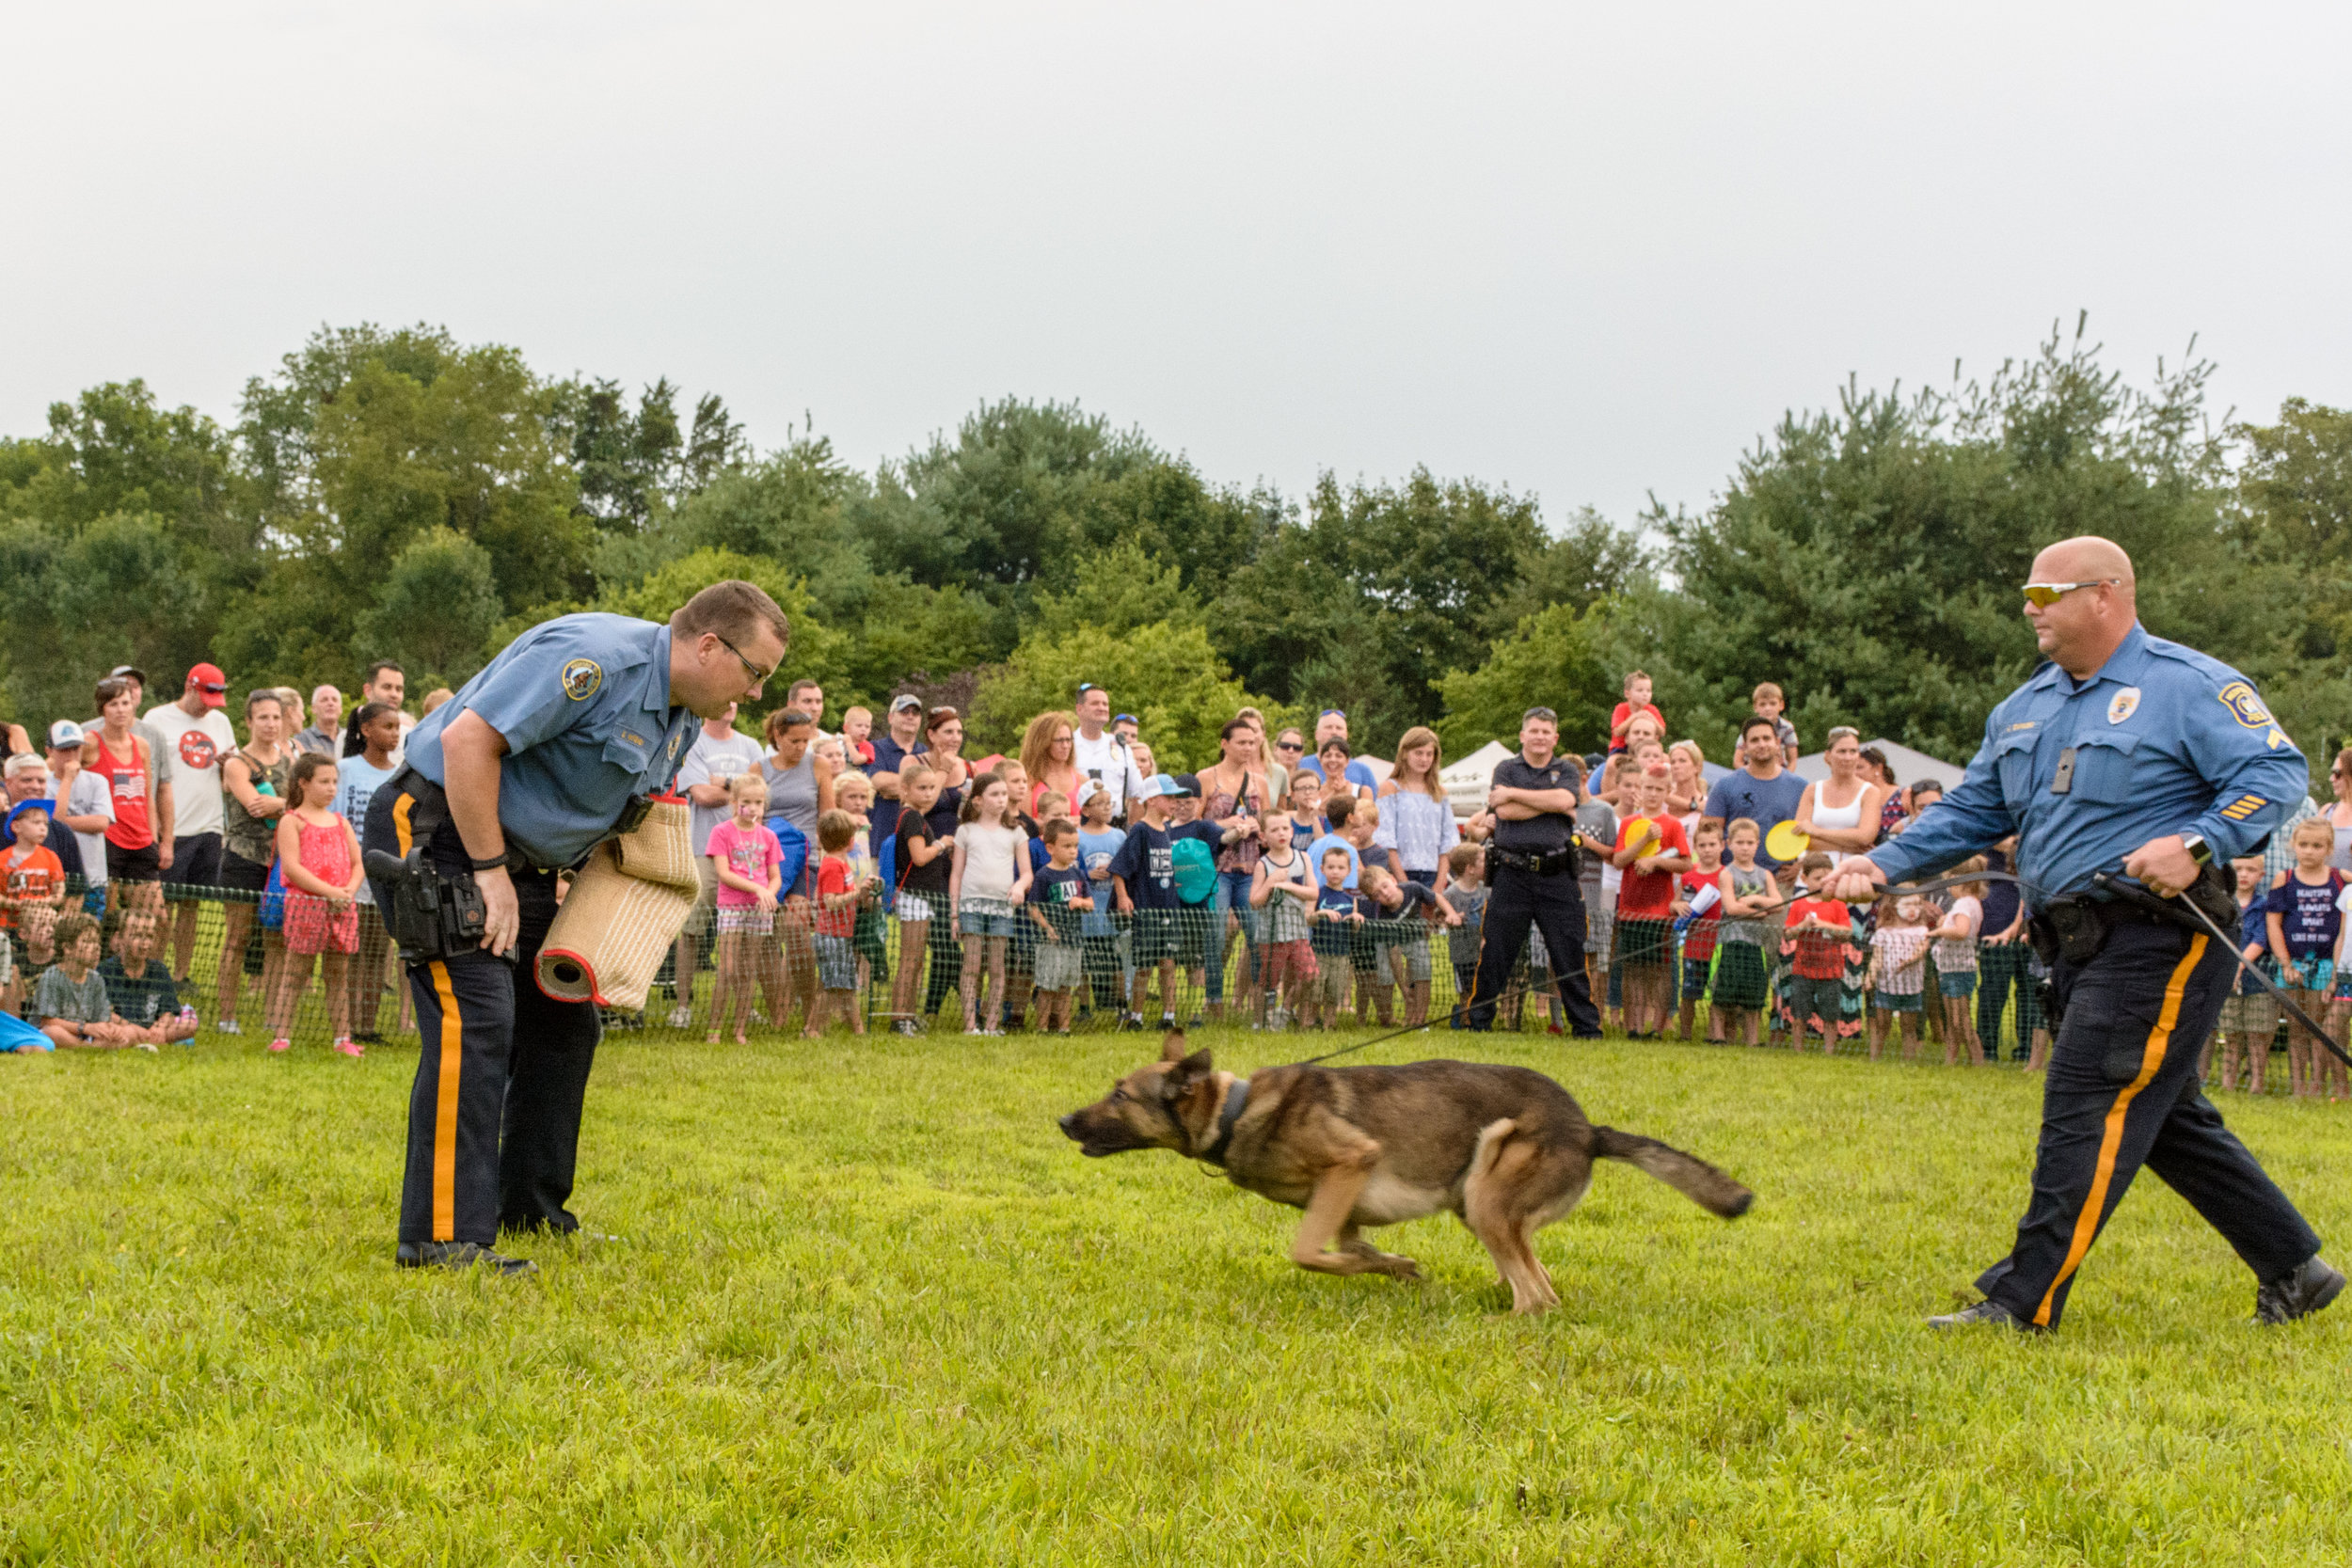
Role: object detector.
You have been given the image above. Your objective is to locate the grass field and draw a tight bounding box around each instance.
[6,1023,2351,1565]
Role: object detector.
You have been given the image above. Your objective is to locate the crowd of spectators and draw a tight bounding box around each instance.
[6,653,2349,1095]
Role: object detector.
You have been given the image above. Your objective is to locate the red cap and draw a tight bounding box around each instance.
[188,662,229,707]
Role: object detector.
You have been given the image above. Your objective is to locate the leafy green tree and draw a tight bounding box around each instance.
[2222,398,2352,764]
[1215,467,1560,750]
[1435,601,1618,758]
[971,620,1292,769]
[353,527,504,686]
[1644,320,2244,767]
[565,547,850,722]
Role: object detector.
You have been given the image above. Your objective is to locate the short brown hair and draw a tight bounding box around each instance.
[1042,817,1077,843]
[673,579,788,653]
[1753,682,1784,704]
[1446,843,1483,874]
[1799,850,1835,876]
[55,911,102,955]
[816,809,858,853]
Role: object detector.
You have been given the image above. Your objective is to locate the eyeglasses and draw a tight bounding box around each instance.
[1319,708,1346,721]
[1522,706,1558,724]
[2021,578,2118,609]
[1275,739,1304,752]
[713,633,775,689]
[1113,713,1137,726]
[1077,683,1102,697]
[928,706,960,721]
[1827,726,1859,742]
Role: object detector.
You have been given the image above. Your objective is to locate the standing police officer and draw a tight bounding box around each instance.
[1462,705,1604,1037]
[365,580,788,1274]
[1831,537,2342,1331]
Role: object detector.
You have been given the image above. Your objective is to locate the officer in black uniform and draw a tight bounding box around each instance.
[1834,536,2342,1331]
[1462,705,1603,1037]
[364,579,787,1275]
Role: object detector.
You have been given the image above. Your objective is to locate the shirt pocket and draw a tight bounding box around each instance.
[2068,732,2139,805]
[1993,731,2040,811]
[602,734,655,786]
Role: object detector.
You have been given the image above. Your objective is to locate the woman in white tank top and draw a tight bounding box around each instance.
[1796,727,1885,865]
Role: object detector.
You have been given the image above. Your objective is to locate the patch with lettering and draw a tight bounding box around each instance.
[2106,688,2139,725]
[561,657,603,702]
[619,729,647,749]
[2217,680,2272,730]
[2005,720,2038,732]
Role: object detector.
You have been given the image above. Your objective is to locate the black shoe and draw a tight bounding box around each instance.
[1926,1298,2042,1332]
[1120,1014,1144,1032]
[2254,1255,2345,1325]
[352,1030,383,1044]
[395,1241,537,1276]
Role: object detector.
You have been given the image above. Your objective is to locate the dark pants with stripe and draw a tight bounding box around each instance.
[1976,914,2319,1328]
[365,785,603,1246]
[1463,863,1603,1036]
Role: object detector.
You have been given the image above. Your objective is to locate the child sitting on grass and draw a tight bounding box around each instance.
[2266,817,2345,1100]
[1867,895,1930,1061]
[2217,855,2277,1094]
[268,752,366,1057]
[1248,809,1316,1028]
[1926,858,1987,1066]
[707,774,787,1045]
[34,911,143,1050]
[1784,851,1851,1053]
[98,909,198,1045]
[1025,817,1092,1035]
[7,903,58,1020]
[1306,847,1361,1029]
[1672,821,1724,1042]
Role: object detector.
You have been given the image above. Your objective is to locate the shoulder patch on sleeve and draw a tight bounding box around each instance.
[2216,680,2273,730]
[561,657,604,701]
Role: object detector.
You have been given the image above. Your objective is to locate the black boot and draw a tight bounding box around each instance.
[2254,1256,2345,1325]
[395,1241,537,1276]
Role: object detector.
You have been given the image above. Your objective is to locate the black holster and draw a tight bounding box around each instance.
[364,847,488,962]
[1487,843,1580,881]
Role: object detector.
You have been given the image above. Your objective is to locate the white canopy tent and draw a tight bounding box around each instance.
[1439,741,1514,817]
[1789,738,1966,791]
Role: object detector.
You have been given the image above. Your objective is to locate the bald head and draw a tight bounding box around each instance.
[2025,535,2137,677]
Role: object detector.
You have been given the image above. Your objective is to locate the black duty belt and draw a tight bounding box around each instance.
[388,767,539,874]
[1489,845,1578,878]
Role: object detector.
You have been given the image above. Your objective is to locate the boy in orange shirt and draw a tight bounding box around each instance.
[2,804,67,931]
[1783,850,1852,1051]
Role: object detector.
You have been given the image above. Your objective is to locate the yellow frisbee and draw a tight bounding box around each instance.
[1765,820,1811,863]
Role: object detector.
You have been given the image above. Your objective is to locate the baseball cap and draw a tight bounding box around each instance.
[889,693,922,714]
[1074,778,1106,808]
[1170,772,1201,799]
[188,662,229,707]
[47,720,85,751]
[1138,773,1184,800]
[109,664,148,686]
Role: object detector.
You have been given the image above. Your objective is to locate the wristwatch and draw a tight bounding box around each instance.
[2179,832,2210,865]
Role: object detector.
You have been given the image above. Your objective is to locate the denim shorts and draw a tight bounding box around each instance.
[960,910,1018,938]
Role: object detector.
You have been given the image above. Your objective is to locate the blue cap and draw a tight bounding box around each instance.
[1138,773,1184,800]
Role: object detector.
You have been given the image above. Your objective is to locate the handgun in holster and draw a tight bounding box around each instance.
[364,847,490,962]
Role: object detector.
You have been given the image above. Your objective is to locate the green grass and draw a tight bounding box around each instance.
[4,1025,2349,1565]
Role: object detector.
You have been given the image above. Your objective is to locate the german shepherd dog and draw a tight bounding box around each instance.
[1059,1035,1753,1313]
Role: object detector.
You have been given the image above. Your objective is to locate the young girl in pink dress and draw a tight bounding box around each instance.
[267,752,365,1056]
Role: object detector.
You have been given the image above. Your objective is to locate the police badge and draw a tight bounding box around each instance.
[2106,687,2139,725]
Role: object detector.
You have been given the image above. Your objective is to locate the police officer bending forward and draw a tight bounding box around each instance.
[1463,705,1603,1037]
[1831,536,2342,1332]
[365,580,787,1274]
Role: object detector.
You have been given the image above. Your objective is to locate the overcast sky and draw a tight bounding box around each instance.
[8,3,2347,531]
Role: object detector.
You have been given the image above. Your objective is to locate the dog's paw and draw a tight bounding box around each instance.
[1375,1253,1422,1281]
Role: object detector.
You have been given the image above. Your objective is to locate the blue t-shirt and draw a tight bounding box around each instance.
[1076,827,1123,936]
[2264,871,2345,959]
[1702,769,1810,870]
[1108,820,1217,911]
[868,734,919,781]
[1311,885,1359,955]
[1028,863,1090,940]
[2236,896,2274,996]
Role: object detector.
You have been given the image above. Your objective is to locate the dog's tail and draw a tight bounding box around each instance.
[1590,1127,1753,1218]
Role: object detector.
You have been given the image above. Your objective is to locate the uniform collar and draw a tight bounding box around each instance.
[637,626,676,720]
[2029,621,2152,695]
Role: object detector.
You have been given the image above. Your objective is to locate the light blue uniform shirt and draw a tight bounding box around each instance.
[1873,623,2306,909]
[403,613,697,869]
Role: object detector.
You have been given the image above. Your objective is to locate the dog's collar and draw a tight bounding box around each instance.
[1198,1078,1248,1166]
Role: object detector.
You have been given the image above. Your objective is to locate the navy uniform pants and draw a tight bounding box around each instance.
[364,785,603,1246]
[1977,914,2320,1328]
[1462,864,1603,1036]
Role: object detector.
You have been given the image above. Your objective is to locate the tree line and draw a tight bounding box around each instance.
[5,316,2344,784]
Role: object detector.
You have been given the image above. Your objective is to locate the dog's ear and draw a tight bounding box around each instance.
[1159,1030,1189,1063]
[1165,1047,1214,1097]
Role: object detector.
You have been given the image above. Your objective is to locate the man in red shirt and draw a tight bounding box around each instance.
[1608,765,1691,1036]
[1784,850,1853,1049]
